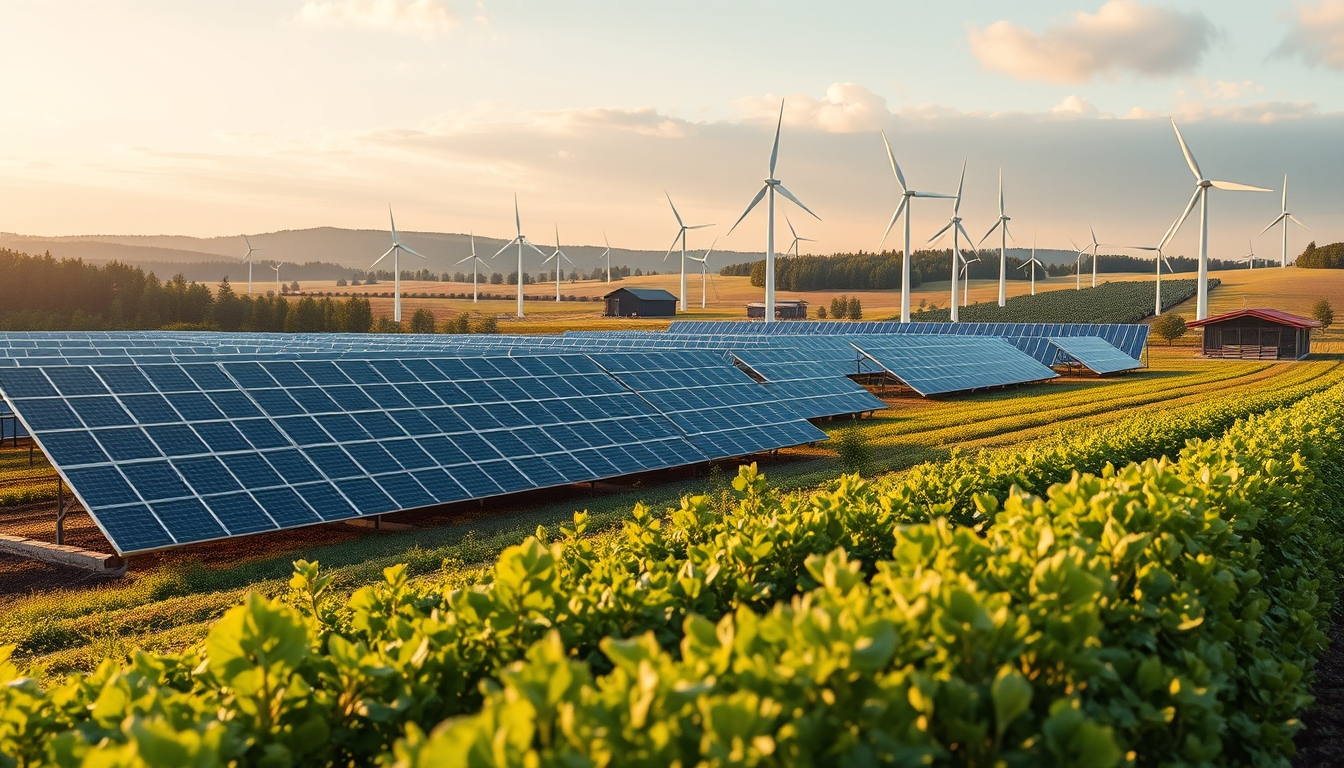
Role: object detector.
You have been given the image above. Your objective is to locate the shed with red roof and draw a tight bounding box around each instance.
[1186,308,1321,360]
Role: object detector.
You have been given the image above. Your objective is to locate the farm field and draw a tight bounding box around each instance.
[2,347,1339,673]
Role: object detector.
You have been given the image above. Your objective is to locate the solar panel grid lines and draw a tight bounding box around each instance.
[1048,336,1143,374]
[0,351,728,554]
[851,336,1058,397]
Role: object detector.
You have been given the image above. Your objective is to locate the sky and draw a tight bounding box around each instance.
[0,0,1342,262]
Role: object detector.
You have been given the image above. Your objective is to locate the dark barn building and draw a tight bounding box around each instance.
[746,300,809,320]
[1187,308,1320,360]
[604,287,678,317]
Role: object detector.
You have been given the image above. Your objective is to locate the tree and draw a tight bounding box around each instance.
[344,297,373,333]
[830,295,848,320]
[472,315,498,334]
[1312,298,1334,329]
[213,278,244,332]
[816,306,827,319]
[409,308,436,334]
[1151,312,1187,345]
[846,296,863,320]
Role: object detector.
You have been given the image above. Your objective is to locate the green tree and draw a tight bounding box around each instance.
[472,314,499,334]
[830,295,848,320]
[1150,312,1187,345]
[1312,298,1334,329]
[214,278,245,332]
[409,308,436,334]
[846,296,863,320]
[816,306,827,319]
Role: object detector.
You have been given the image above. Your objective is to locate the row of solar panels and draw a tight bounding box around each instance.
[0,348,841,555]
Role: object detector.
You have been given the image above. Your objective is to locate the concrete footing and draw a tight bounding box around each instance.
[0,534,126,577]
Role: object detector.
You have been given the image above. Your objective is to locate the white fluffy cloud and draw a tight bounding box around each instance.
[734,83,892,133]
[294,0,460,36]
[968,1,1216,83]
[1276,0,1344,69]
[1050,95,1101,119]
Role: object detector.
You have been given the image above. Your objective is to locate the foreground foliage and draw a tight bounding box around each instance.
[2,381,1342,766]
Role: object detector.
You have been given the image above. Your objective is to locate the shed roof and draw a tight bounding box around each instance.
[1187,308,1322,329]
[604,287,677,301]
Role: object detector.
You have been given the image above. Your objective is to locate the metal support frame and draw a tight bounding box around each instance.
[56,477,74,546]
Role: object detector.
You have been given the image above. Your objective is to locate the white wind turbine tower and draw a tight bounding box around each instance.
[959,253,981,307]
[239,235,263,295]
[600,232,612,284]
[454,232,488,303]
[544,225,575,301]
[271,262,283,295]
[1125,245,1174,317]
[977,169,1012,307]
[1086,224,1101,287]
[785,214,815,257]
[1018,234,1045,295]
[926,160,973,322]
[878,131,955,322]
[491,195,549,318]
[1067,237,1086,289]
[1260,174,1309,268]
[663,192,713,311]
[1159,118,1272,320]
[369,207,429,323]
[688,236,719,310]
[726,99,820,325]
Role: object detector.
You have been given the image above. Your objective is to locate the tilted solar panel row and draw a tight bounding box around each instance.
[851,336,1058,396]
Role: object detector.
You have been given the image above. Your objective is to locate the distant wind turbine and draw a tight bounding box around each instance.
[1068,237,1086,290]
[688,236,719,310]
[240,235,263,295]
[1124,244,1174,317]
[959,252,981,307]
[878,130,955,322]
[544,225,575,301]
[927,160,974,322]
[600,232,612,284]
[369,206,428,323]
[977,169,1012,307]
[664,193,713,312]
[1018,234,1044,296]
[785,214,815,257]
[1260,174,1308,268]
[1086,224,1101,287]
[726,99,820,324]
[271,262,283,295]
[1158,118,1272,320]
[491,195,549,318]
[453,232,488,303]
[1241,238,1257,270]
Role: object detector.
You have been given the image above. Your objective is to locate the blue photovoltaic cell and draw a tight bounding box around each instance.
[852,336,1058,396]
[1048,336,1143,374]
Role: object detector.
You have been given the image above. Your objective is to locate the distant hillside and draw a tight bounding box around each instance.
[0,228,765,277]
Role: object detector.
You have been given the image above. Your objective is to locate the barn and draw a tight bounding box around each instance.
[1187,308,1321,360]
[746,300,809,320]
[604,287,678,317]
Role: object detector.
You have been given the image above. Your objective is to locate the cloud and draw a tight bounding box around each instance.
[294,0,460,37]
[1275,0,1344,69]
[1125,99,1318,123]
[734,83,891,133]
[1050,95,1101,119]
[1189,79,1263,101]
[968,1,1216,83]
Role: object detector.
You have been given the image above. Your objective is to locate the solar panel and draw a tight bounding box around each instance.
[1048,336,1142,374]
[851,336,1058,396]
[589,351,827,460]
[0,353,713,554]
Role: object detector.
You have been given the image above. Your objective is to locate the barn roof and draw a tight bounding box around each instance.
[605,287,677,301]
[1186,308,1322,329]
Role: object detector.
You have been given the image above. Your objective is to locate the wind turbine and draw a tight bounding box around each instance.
[878,130,955,322]
[726,99,820,324]
[600,232,612,284]
[1158,118,1272,320]
[1125,245,1174,316]
[1086,224,1101,287]
[240,235,263,295]
[544,225,575,301]
[1018,234,1044,296]
[664,193,714,312]
[688,236,719,310]
[1241,238,1257,270]
[1260,174,1309,268]
[927,160,973,322]
[369,206,428,323]
[454,232,488,303]
[271,262,283,295]
[785,214,815,257]
[491,195,549,318]
[959,253,981,307]
[1067,237,1087,290]
[977,169,1012,307]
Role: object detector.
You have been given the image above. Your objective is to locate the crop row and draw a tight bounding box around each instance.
[909,278,1214,324]
[0,374,1337,766]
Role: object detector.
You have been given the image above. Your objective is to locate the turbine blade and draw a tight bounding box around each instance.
[370,246,396,268]
[664,231,682,261]
[401,245,429,261]
[491,239,517,259]
[389,205,398,242]
[786,213,797,240]
[1159,187,1202,250]
[956,221,975,249]
[704,236,719,260]
[514,194,521,236]
[665,191,684,227]
[953,159,967,215]
[998,168,1005,216]
[1260,214,1287,235]
[1282,174,1288,211]
[769,99,784,176]
[1289,214,1309,231]
[880,130,908,193]
[978,220,1001,247]
[727,185,769,235]
[454,253,477,266]
[1210,180,1272,192]
[912,192,956,199]
[1170,118,1202,180]
[878,197,907,250]
[1089,222,1098,249]
[926,220,953,244]
[686,224,714,230]
[774,183,820,220]
[526,241,550,258]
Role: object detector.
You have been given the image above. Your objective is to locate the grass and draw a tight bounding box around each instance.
[3,345,1340,675]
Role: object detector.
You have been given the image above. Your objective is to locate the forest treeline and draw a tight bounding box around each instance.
[0,248,382,333]
[720,249,1259,290]
[1295,242,1344,269]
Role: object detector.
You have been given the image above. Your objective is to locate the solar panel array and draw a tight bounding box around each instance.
[851,336,1059,396]
[1048,336,1144,374]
